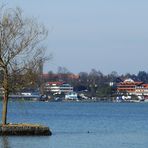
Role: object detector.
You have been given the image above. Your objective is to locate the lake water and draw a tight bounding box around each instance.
[0,101,148,148]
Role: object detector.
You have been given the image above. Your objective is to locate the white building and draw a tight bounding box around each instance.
[65,92,78,100]
[45,82,73,94]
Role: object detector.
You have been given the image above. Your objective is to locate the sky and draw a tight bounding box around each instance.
[2,0,148,74]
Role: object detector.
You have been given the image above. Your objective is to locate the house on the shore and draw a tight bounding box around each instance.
[65,92,78,100]
[44,81,73,95]
[116,78,148,101]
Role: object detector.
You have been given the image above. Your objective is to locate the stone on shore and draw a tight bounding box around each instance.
[0,123,52,136]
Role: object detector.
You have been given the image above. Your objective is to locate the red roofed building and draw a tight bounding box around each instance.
[135,84,148,96]
[117,78,148,97]
[47,81,64,86]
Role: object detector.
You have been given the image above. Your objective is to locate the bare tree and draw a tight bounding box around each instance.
[0,7,48,124]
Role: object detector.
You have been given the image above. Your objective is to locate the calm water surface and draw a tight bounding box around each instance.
[0,101,148,148]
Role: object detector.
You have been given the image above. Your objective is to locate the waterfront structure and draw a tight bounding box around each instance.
[21,92,32,96]
[45,81,73,94]
[45,81,63,94]
[116,78,148,98]
[65,92,78,100]
[60,83,73,93]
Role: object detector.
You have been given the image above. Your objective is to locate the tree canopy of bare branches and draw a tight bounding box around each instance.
[0,6,48,124]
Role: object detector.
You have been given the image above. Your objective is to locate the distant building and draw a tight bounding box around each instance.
[45,81,73,94]
[65,92,78,100]
[21,92,32,96]
[59,83,73,93]
[116,78,148,96]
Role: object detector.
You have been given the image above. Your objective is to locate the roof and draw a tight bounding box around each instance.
[118,81,143,85]
[118,78,143,86]
[47,81,64,85]
[142,84,148,88]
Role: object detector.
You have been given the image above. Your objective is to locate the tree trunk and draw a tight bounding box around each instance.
[2,68,9,125]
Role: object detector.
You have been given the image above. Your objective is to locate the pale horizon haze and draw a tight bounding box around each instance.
[2,0,148,75]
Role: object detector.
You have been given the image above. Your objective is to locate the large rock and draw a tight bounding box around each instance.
[0,123,52,136]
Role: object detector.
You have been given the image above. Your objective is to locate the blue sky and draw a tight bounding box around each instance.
[2,0,148,74]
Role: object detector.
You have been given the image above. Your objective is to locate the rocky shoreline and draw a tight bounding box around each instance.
[0,123,52,136]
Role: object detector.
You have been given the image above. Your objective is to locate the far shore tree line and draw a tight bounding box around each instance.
[1,65,148,98]
[2,65,148,98]
[43,68,148,98]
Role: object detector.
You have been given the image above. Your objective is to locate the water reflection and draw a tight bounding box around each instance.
[1,136,11,148]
